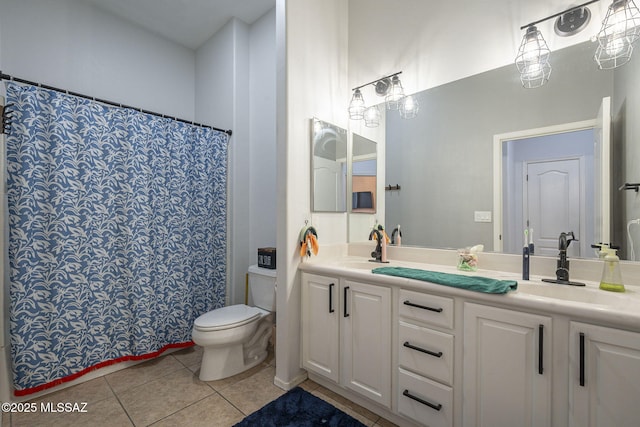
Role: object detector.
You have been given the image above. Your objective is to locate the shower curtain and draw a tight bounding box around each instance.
[5,81,228,396]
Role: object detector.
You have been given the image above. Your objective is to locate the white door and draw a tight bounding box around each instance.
[463,303,552,427]
[593,97,611,246]
[301,273,340,382]
[569,322,640,427]
[341,280,392,408]
[525,159,583,257]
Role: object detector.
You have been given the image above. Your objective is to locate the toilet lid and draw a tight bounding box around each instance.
[194,304,262,331]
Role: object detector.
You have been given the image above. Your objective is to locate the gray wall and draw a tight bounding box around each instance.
[385,41,613,251]
[612,45,640,260]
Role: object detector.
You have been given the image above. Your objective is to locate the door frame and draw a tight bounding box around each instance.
[493,119,596,252]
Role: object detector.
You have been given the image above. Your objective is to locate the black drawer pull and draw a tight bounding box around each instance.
[403,300,443,313]
[343,286,350,318]
[403,389,442,411]
[579,332,585,387]
[329,283,335,313]
[403,341,443,358]
[538,324,544,375]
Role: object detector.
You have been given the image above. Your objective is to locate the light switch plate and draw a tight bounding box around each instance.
[474,211,492,223]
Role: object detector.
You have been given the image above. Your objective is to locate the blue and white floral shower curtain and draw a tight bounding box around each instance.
[5,81,228,395]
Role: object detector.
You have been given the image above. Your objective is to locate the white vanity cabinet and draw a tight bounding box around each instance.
[463,303,552,427]
[301,273,392,408]
[396,289,455,427]
[301,273,340,382]
[569,322,640,427]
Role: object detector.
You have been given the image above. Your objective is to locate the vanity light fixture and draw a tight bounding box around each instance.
[515,25,552,88]
[594,0,640,69]
[364,105,381,127]
[399,94,419,119]
[348,88,366,120]
[515,0,601,88]
[349,71,418,126]
[385,75,405,110]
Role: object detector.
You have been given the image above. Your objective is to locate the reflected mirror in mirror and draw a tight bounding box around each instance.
[311,118,347,212]
[381,41,639,260]
[352,133,377,213]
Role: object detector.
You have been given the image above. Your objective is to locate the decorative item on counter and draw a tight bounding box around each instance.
[299,222,319,258]
[599,246,625,292]
[457,244,484,272]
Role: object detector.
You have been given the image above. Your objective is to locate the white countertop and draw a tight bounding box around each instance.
[299,255,640,331]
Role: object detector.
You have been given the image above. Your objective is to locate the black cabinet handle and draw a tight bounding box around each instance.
[403,389,442,411]
[579,332,585,387]
[403,341,443,358]
[329,283,335,313]
[538,324,544,375]
[403,300,443,313]
[343,286,350,317]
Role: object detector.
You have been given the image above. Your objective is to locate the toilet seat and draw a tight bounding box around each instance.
[194,304,263,332]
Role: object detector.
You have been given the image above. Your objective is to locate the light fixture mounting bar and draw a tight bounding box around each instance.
[352,71,402,91]
[520,0,600,30]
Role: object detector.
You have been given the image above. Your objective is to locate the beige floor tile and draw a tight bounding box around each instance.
[217,365,285,416]
[373,416,399,427]
[202,357,270,392]
[310,386,380,426]
[150,393,244,427]
[10,396,133,427]
[172,345,203,370]
[117,367,214,426]
[297,378,320,393]
[106,355,185,394]
[27,376,115,406]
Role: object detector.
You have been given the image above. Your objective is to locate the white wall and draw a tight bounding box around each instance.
[275,0,349,389]
[0,0,195,118]
[196,18,251,306]
[249,9,277,270]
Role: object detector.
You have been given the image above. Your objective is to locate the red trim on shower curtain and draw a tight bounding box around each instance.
[13,341,195,397]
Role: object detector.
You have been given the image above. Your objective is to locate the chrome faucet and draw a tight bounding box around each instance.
[542,231,585,286]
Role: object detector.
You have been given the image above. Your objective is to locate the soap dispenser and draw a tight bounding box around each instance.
[599,247,625,292]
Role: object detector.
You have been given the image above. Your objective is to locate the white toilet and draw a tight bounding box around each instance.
[192,265,276,381]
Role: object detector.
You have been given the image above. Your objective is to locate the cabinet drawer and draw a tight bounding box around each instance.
[399,289,454,329]
[399,321,453,385]
[398,368,453,427]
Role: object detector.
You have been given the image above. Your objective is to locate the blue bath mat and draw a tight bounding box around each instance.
[234,387,367,427]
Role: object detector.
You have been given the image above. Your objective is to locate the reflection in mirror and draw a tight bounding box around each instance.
[351,134,377,213]
[381,41,639,260]
[311,118,347,212]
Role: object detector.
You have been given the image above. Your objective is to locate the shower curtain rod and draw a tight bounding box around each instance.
[0,72,233,136]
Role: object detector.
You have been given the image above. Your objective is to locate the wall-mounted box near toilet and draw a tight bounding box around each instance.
[258,247,276,269]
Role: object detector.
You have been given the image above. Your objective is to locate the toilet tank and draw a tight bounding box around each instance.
[248,265,276,311]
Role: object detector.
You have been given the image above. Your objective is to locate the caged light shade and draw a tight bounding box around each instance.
[399,95,419,119]
[348,88,366,120]
[364,105,381,127]
[385,75,405,110]
[594,0,640,69]
[515,26,552,88]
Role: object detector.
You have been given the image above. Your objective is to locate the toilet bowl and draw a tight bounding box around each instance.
[192,265,276,381]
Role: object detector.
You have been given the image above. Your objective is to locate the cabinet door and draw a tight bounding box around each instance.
[341,280,392,408]
[301,273,339,382]
[569,322,640,427]
[463,303,551,427]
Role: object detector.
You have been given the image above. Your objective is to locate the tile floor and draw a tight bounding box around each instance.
[2,346,397,427]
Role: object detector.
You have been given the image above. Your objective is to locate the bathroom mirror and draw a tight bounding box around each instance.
[351,133,377,213]
[311,118,348,212]
[357,41,639,260]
